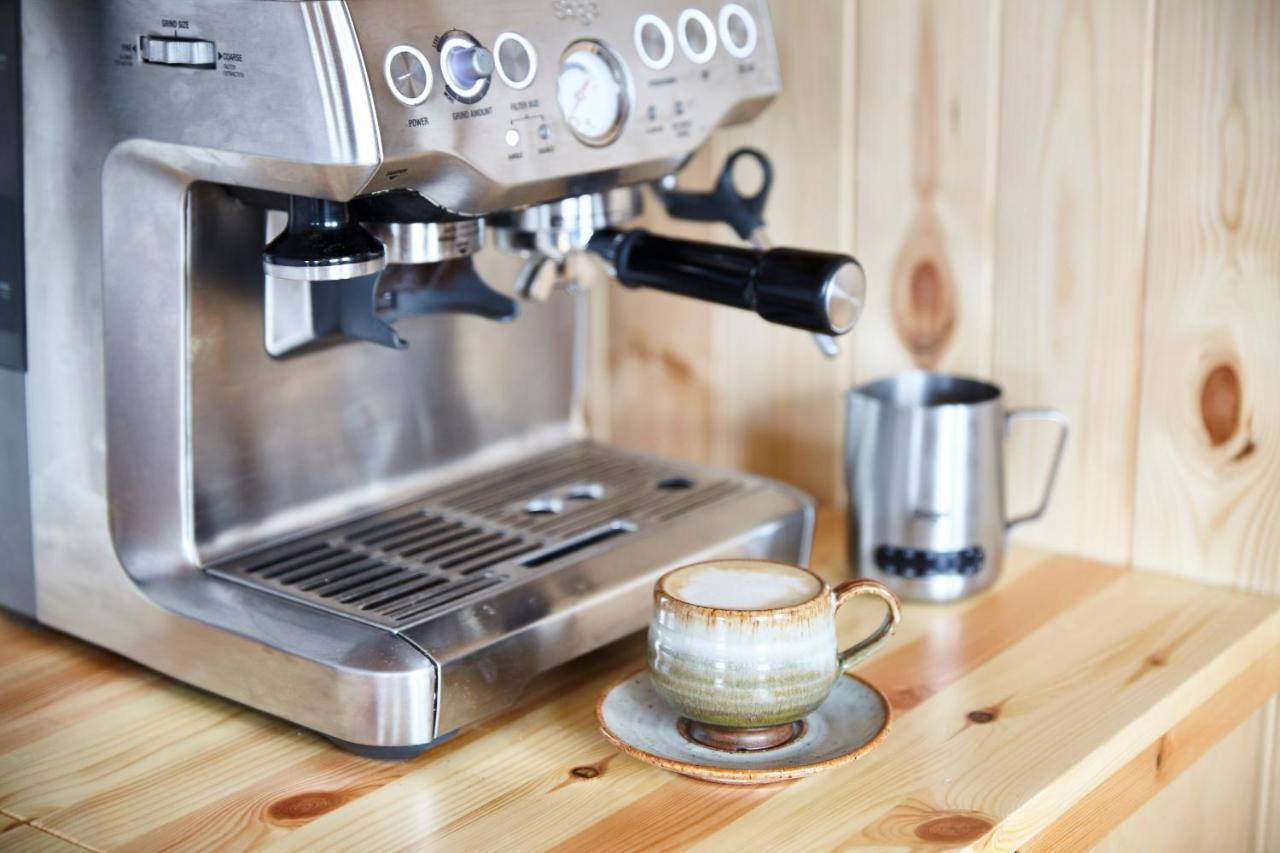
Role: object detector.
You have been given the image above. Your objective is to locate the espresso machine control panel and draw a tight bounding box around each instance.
[346,0,781,212]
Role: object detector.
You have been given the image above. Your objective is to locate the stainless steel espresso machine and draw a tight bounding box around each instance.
[1,0,866,756]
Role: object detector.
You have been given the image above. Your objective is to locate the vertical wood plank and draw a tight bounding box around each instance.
[1131,0,1280,591]
[581,268,613,444]
[991,0,1154,565]
[605,149,719,466]
[1129,0,1280,846]
[1264,700,1279,852]
[852,0,1002,382]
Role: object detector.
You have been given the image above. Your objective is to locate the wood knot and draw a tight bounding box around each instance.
[892,258,956,367]
[267,790,348,823]
[552,754,616,791]
[914,813,995,844]
[1146,653,1167,668]
[623,340,696,384]
[1200,363,1242,446]
[967,709,997,725]
[1155,733,1173,774]
[888,685,935,711]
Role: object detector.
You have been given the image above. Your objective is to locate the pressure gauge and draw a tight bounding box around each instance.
[556,41,630,146]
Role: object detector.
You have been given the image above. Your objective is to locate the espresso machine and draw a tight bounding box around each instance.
[1,0,866,756]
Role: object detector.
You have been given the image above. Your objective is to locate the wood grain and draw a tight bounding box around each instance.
[1028,648,1280,851]
[852,0,1001,379]
[0,825,86,852]
[1131,0,1280,593]
[1091,707,1269,853]
[1125,2,1280,846]
[605,146,719,467]
[1,511,1277,851]
[991,0,1154,566]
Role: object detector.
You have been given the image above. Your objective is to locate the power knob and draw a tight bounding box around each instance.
[440,34,493,104]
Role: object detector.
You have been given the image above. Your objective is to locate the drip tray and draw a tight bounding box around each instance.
[206,443,745,631]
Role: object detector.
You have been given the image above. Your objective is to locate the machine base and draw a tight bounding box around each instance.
[36,442,813,755]
[326,730,456,761]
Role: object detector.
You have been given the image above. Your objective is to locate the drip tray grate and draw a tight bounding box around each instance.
[206,443,744,630]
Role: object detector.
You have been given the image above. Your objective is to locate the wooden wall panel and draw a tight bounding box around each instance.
[991,0,1154,566]
[605,148,719,465]
[1131,0,1280,591]
[852,0,1002,382]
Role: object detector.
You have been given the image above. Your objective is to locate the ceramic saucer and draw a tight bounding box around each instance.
[595,669,891,785]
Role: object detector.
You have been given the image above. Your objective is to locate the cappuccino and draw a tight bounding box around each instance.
[661,560,822,610]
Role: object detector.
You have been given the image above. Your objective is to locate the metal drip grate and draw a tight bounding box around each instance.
[206,443,744,630]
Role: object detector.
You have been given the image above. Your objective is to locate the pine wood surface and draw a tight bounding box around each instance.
[1,510,1277,852]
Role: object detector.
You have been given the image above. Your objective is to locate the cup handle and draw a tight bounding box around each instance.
[832,579,902,672]
[1004,408,1070,531]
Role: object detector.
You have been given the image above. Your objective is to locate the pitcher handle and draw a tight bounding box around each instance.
[1004,408,1070,531]
[832,579,901,672]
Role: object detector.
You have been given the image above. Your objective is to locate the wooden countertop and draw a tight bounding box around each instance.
[2,510,1279,852]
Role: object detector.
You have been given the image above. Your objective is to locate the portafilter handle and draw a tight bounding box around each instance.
[587,228,865,337]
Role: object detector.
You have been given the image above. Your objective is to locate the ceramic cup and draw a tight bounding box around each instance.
[648,559,901,751]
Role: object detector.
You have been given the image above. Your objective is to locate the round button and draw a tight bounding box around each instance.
[505,128,521,147]
[383,45,433,107]
[718,3,758,59]
[677,8,717,64]
[634,14,674,70]
[494,32,537,89]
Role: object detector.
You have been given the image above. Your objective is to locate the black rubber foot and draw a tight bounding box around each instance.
[326,729,457,760]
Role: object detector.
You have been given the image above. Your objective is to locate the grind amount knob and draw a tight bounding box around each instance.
[443,36,494,100]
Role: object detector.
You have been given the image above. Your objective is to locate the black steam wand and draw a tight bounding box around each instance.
[610,148,863,354]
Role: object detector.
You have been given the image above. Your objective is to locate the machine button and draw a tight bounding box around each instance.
[441,34,493,103]
[505,128,520,147]
[676,8,717,64]
[718,4,759,59]
[494,32,537,90]
[633,14,674,71]
[139,35,216,68]
[383,45,433,107]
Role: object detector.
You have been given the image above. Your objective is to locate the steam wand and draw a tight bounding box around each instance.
[652,148,854,357]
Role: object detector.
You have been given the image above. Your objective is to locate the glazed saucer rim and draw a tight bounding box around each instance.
[594,666,893,785]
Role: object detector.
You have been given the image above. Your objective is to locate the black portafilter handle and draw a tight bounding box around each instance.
[587,228,866,336]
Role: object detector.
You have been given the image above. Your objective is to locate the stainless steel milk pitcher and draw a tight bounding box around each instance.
[845,372,1068,602]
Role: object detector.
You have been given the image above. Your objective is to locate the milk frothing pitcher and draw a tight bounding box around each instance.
[845,372,1069,602]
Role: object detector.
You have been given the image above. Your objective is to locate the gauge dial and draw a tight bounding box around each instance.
[557,41,630,146]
